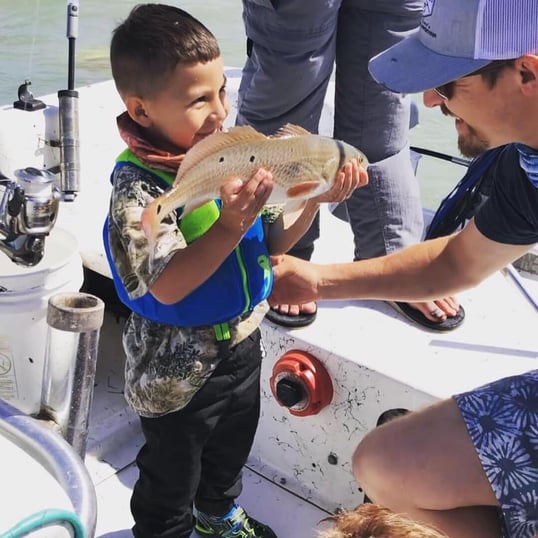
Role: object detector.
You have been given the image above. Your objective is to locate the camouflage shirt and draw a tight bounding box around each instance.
[107,163,270,418]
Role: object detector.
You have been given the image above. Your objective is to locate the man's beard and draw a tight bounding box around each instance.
[440,103,489,159]
[457,128,489,159]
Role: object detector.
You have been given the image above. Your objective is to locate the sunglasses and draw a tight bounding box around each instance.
[433,60,513,100]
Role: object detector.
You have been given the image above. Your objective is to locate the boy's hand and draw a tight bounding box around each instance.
[219,168,274,234]
[312,158,368,204]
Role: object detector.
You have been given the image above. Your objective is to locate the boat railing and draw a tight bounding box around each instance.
[0,398,97,536]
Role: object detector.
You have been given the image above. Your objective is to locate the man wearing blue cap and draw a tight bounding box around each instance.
[268,0,538,536]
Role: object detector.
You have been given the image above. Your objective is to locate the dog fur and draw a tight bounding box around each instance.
[317,504,448,538]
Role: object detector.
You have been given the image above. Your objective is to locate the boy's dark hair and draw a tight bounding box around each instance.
[110,4,221,99]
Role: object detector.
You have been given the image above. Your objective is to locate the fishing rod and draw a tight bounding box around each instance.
[502,264,538,313]
[410,145,471,167]
[58,0,80,201]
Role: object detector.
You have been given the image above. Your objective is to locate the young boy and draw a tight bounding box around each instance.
[105,4,364,538]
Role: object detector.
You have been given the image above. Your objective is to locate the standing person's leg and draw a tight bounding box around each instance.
[335,0,424,260]
[194,330,276,537]
[237,0,339,135]
[131,412,204,538]
[335,0,464,331]
[237,0,340,327]
[194,331,262,514]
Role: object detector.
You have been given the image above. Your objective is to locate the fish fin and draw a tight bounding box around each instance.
[282,199,306,213]
[281,199,307,228]
[286,181,322,198]
[270,123,312,138]
[175,126,267,183]
[180,200,206,219]
[226,124,268,137]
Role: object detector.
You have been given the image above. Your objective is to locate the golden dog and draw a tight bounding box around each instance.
[317,504,448,538]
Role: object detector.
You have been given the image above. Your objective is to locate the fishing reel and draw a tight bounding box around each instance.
[0,167,61,266]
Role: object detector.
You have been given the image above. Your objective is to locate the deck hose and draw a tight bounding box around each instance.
[0,509,85,538]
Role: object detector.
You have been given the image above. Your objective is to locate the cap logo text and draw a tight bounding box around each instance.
[423,0,434,18]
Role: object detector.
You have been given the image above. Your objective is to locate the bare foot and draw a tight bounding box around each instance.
[408,297,460,323]
[270,301,317,316]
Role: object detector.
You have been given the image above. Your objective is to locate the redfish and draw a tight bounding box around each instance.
[140,124,368,244]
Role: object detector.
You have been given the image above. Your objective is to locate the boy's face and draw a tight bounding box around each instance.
[133,57,229,153]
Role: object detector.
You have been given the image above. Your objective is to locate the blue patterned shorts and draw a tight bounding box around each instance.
[454,370,538,538]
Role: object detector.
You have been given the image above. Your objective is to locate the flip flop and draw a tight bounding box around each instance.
[388,301,465,332]
[264,304,317,328]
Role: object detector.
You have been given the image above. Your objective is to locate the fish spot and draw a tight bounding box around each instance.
[157,204,162,215]
[219,156,224,163]
[249,155,255,163]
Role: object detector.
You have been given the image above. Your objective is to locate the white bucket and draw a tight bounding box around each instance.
[0,228,83,415]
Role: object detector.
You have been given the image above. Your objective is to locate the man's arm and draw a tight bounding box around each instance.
[269,220,534,305]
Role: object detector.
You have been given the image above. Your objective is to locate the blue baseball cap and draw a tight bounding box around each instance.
[369,0,538,94]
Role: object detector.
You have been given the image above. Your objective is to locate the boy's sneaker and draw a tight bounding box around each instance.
[195,504,277,538]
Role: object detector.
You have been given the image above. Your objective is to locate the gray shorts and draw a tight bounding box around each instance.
[454,370,538,538]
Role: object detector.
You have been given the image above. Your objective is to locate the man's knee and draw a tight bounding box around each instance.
[351,408,415,501]
[352,427,388,499]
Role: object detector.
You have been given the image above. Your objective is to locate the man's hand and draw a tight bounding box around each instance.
[269,254,320,306]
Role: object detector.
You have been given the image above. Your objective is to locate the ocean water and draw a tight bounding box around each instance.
[0,0,464,209]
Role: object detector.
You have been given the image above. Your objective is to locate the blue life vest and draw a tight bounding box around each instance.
[103,149,273,331]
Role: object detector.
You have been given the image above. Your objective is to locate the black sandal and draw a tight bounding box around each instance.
[264,304,317,328]
[388,301,465,331]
